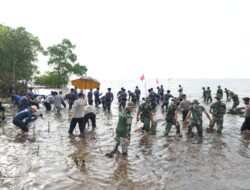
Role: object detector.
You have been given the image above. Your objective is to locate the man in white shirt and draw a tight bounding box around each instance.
[68,93,87,135]
[83,105,96,130]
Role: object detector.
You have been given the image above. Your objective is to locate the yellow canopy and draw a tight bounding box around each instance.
[71,76,100,89]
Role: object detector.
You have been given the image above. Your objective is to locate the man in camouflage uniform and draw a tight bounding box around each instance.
[106,102,134,158]
[164,98,180,136]
[216,85,223,99]
[229,91,239,110]
[184,99,211,138]
[136,97,154,132]
[208,95,226,134]
[206,87,212,104]
[202,87,207,102]
[224,88,230,101]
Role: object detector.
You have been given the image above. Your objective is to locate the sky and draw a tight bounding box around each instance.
[1,0,250,80]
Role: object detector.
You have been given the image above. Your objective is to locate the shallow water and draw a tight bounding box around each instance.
[0,79,250,190]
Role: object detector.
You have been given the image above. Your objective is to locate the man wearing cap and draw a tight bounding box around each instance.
[208,95,226,134]
[104,88,114,113]
[179,94,192,124]
[68,92,87,135]
[164,98,181,136]
[13,105,42,136]
[106,102,134,158]
[184,99,211,138]
[136,97,154,133]
[241,97,250,132]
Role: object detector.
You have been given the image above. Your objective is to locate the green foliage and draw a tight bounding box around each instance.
[43,38,87,88]
[0,24,43,87]
[34,71,68,87]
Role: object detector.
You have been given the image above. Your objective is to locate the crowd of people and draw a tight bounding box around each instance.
[0,84,249,158]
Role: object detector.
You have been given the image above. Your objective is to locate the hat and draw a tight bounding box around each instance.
[192,99,200,104]
[31,105,38,112]
[243,97,250,101]
[214,95,222,99]
[126,102,135,109]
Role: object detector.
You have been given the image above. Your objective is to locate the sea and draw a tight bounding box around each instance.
[0,78,249,190]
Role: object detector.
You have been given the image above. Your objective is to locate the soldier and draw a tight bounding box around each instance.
[164,98,181,136]
[206,87,212,103]
[224,88,230,101]
[208,95,226,134]
[216,85,223,99]
[241,97,250,132]
[179,94,192,123]
[202,87,207,102]
[106,102,135,158]
[184,99,211,138]
[229,91,239,110]
[136,97,154,133]
[105,88,114,113]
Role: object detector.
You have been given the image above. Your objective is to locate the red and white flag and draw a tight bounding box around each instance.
[140,74,145,81]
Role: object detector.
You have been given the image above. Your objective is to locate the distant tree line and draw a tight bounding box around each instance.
[0,23,87,96]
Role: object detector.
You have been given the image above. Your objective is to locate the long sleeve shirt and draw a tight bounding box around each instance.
[13,109,37,123]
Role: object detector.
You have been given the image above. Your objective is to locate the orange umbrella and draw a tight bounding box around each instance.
[71,76,100,89]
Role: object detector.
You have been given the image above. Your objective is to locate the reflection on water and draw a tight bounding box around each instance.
[0,79,250,189]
